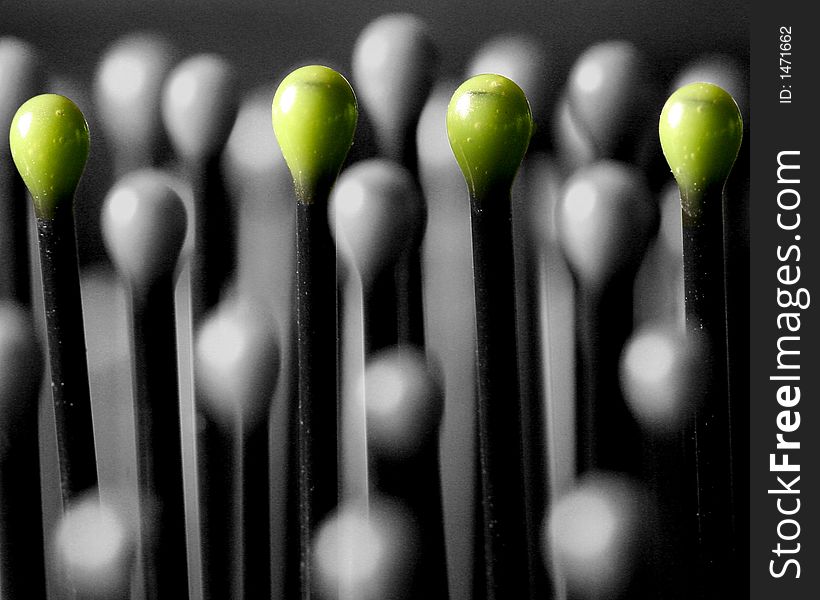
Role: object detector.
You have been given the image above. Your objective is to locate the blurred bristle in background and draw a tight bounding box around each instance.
[2,1,747,599]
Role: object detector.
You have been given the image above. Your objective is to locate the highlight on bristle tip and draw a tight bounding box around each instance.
[9,93,90,218]
[545,472,650,600]
[94,32,177,159]
[53,491,139,600]
[658,82,743,219]
[271,64,358,204]
[556,160,655,291]
[101,170,188,292]
[620,323,708,434]
[161,53,237,163]
[329,158,424,284]
[566,40,654,158]
[360,346,443,460]
[194,301,280,429]
[352,13,438,151]
[446,73,533,201]
[313,497,419,600]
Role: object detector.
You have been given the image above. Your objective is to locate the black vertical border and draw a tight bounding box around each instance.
[750,4,819,598]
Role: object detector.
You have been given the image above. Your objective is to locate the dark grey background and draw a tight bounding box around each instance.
[750,5,818,599]
[4,0,748,88]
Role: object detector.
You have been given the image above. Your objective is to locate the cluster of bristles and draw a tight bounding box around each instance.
[0,13,745,600]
